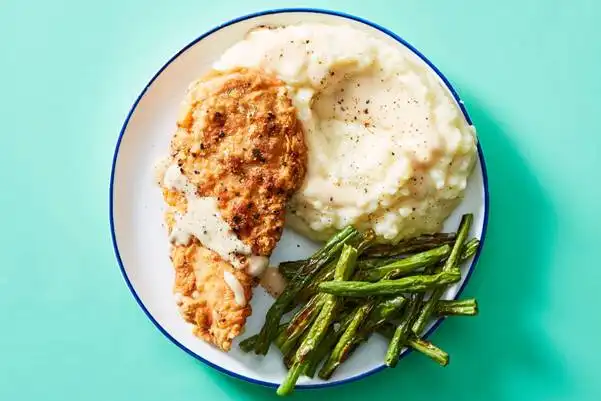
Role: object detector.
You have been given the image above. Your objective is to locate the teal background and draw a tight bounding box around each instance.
[1,0,599,400]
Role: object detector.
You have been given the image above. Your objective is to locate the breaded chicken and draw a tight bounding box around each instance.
[160,68,306,351]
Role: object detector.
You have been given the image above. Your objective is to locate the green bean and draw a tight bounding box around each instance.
[435,298,478,316]
[318,302,374,380]
[254,226,359,354]
[361,244,451,281]
[295,245,358,362]
[412,214,472,335]
[364,233,457,257]
[378,323,449,366]
[277,361,306,396]
[385,294,423,367]
[318,270,462,297]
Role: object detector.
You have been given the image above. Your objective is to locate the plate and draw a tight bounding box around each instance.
[110,8,489,389]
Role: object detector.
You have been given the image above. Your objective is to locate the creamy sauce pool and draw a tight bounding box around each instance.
[215,24,477,243]
[259,267,287,298]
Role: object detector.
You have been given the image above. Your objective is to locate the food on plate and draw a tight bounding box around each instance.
[317,269,462,297]
[155,68,307,351]
[410,214,473,335]
[434,298,478,316]
[239,214,478,395]
[275,235,478,309]
[259,266,288,298]
[252,226,364,355]
[215,23,477,243]
[384,294,423,367]
[294,245,357,362]
[277,233,453,278]
[148,20,481,394]
[385,214,472,367]
[358,245,452,281]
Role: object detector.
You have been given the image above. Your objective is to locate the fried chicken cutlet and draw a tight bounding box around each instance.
[157,68,307,351]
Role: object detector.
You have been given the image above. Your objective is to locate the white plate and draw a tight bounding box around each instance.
[110,8,489,390]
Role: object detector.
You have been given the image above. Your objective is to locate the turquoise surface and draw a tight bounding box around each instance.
[1,1,600,400]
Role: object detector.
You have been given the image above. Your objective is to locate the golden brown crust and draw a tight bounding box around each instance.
[161,68,306,351]
[171,68,307,255]
[171,242,254,351]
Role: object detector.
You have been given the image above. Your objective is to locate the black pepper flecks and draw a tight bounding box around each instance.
[252,148,266,163]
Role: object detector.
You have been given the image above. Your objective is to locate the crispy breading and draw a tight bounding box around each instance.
[161,68,306,351]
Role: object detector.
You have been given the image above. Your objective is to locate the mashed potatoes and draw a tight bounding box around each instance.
[214,23,477,243]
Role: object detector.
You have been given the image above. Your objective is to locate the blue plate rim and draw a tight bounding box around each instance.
[109,7,490,390]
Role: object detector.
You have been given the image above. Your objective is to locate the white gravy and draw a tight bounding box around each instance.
[223,271,246,306]
[160,164,256,269]
[247,255,269,277]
